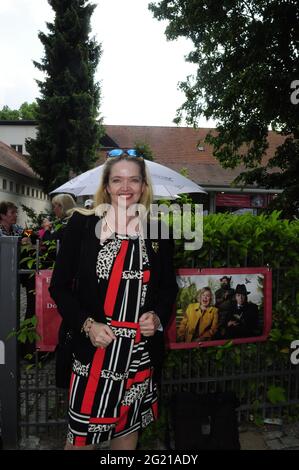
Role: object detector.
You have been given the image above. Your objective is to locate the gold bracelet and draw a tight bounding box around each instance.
[81,317,95,338]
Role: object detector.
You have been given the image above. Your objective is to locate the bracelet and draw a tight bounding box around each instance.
[81,317,95,338]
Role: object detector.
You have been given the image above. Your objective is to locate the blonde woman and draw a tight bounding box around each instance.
[177,287,218,342]
[49,149,178,450]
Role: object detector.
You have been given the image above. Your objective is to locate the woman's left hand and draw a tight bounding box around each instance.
[139,311,161,337]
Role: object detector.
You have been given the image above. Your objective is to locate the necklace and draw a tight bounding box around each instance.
[103,215,141,237]
[103,215,114,233]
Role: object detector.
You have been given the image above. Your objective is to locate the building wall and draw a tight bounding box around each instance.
[0,125,37,155]
[0,169,50,227]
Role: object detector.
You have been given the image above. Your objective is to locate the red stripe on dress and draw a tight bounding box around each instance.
[80,348,105,415]
[69,372,75,402]
[89,417,118,424]
[143,270,150,283]
[104,240,129,317]
[135,325,141,344]
[111,320,138,328]
[126,368,151,390]
[74,436,87,446]
[152,400,158,420]
[115,405,130,433]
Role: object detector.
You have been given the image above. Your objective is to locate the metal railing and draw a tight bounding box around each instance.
[1,236,299,448]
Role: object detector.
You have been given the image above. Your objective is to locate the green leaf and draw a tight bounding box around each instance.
[267,386,286,404]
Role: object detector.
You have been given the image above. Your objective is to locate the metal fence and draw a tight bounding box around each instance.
[1,236,299,449]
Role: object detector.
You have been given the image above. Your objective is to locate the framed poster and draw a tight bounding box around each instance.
[166,267,272,349]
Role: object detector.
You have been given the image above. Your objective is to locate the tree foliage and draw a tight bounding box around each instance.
[0,102,38,120]
[149,0,299,217]
[26,0,103,193]
[134,141,154,161]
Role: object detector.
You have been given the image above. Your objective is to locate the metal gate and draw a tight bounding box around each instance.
[1,236,299,449]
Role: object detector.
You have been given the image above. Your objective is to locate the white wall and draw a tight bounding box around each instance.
[0,124,37,155]
[0,166,51,227]
[0,189,51,227]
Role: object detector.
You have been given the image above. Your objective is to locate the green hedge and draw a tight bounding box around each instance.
[158,212,299,431]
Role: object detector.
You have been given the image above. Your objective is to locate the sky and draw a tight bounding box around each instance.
[0,0,215,127]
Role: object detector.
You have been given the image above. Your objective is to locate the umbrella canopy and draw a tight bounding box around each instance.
[50,160,206,198]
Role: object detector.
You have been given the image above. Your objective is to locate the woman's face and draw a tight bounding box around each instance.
[1,208,17,227]
[52,202,63,219]
[106,160,145,210]
[200,290,212,306]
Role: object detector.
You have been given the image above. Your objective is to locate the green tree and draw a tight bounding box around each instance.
[149,0,299,217]
[134,141,154,161]
[26,0,103,193]
[0,102,38,120]
[0,105,20,120]
[19,102,39,120]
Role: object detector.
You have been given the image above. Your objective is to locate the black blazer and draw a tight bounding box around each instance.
[49,212,178,373]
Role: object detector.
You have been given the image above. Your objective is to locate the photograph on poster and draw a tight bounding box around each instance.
[166,268,272,349]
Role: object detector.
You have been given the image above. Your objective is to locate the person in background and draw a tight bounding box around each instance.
[42,194,76,243]
[0,201,37,357]
[38,217,52,239]
[214,276,235,339]
[177,287,219,342]
[49,149,178,450]
[84,199,94,209]
[225,284,259,338]
[0,201,25,238]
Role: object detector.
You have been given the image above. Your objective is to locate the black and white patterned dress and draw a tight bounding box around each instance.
[67,233,158,446]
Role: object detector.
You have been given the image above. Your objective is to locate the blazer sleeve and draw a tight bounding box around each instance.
[48,212,89,332]
[154,237,179,329]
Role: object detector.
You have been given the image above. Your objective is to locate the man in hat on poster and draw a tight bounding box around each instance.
[225,284,259,338]
[215,276,235,338]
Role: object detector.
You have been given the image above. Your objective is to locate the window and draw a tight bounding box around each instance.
[11,144,23,154]
[31,188,35,197]
[3,179,7,190]
[10,181,14,192]
[27,187,30,196]
[22,185,25,195]
[16,183,20,194]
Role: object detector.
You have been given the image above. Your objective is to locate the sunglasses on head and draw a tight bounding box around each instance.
[107,149,141,158]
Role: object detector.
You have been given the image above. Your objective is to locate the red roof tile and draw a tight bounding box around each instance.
[0,140,38,179]
[102,125,284,188]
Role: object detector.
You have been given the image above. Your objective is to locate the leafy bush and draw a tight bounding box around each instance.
[158,211,299,430]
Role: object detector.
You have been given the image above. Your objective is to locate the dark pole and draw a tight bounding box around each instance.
[0,237,20,449]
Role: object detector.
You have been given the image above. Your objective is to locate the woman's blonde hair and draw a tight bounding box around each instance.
[51,193,76,219]
[75,156,153,218]
[198,286,213,305]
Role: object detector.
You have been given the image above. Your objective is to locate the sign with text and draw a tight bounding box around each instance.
[35,270,61,351]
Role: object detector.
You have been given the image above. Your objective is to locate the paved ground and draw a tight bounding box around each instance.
[239,422,299,450]
[18,422,299,450]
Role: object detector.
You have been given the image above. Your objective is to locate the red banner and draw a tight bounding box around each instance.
[216,193,251,207]
[216,193,266,208]
[35,270,61,351]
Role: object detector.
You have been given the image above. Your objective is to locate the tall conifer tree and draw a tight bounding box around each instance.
[27,0,102,192]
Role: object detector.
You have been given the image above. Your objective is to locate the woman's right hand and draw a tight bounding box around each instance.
[88,322,116,349]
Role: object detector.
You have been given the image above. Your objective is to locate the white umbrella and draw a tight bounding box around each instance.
[50,160,206,198]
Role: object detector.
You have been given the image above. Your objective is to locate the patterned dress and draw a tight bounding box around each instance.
[67,233,158,446]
